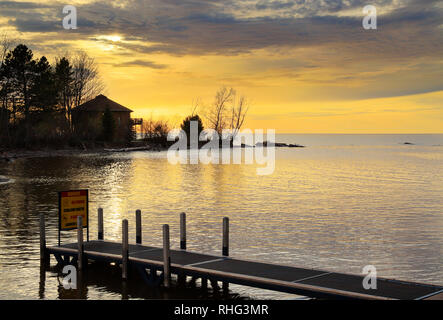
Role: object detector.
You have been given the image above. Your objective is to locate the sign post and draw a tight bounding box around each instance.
[58,189,89,246]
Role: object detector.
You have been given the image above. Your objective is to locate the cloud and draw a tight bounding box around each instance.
[0,0,441,100]
[2,0,441,59]
[0,1,52,9]
[112,59,168,69]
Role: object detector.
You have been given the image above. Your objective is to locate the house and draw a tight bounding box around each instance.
[72,94,133,143]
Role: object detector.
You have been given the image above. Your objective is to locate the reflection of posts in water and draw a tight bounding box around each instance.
[122,219,129,280]
[201,278,208,290]
[136,210,142,244]
[39,259,46,299]
[77,216,84,270]
[39,211,49,299]
[180,212,186,250]
[222,217,229,294]
[57,268,88,299]
[98,208,104,240]
[40,213,49,267]
[121,280,128,300]
[177,212,187,285]
[163,224,171,288]
[77,269,86,299]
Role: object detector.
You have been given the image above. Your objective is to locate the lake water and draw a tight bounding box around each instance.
[0,134,442,299]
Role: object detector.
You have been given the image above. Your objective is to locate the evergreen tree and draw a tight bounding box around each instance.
[30,56,58,115]
[5,45,36,119]
[55,57,74,127]
[180,114,204,145]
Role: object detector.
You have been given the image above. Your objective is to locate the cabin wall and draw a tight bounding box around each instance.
[72,111,132,143]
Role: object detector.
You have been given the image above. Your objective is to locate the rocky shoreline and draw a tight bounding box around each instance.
[1,141,305,160]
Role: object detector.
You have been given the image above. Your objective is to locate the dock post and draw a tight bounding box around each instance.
[98,208,104,240]
[222,217,229,293]
[77,216,84,270]
[39,213,48,266]
[122,219,129,280]
[180,212,186,250]
[136,210,142,244]
[163,224,171,288]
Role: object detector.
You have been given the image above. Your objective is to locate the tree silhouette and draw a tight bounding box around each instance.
[180,114,204,145]
[55,57,74,128]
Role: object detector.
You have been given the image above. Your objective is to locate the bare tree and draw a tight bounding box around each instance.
[230,94,249,140]
[0,32,14,66]
[204,86,249,140]
[142,114,170,141]
[72,51,105,108]
[205,86,235,135]
[190,97,202,117]
[141,114,155,140]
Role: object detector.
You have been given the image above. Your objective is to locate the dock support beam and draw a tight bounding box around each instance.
[77,216,84,270]
[98,208,103,240]
[222,217,229,293]
[39,213,49,266]
[163,224,171,288]
[201,278,208,290]
[180,212,186,250]
[122,219,129,280]
[136,210,142,244]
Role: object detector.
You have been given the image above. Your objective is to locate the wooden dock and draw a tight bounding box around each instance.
[40,212,443,300]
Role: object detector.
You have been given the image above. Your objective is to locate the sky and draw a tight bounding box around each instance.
[1,0,442,133]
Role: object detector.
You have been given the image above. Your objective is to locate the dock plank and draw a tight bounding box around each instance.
[48,241,443,300]
[62,240,155,255]
[297,272,439,300]
[195,258,325,282]
[132,248,221,266]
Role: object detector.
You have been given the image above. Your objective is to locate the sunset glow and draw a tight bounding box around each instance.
[1,0,442,133]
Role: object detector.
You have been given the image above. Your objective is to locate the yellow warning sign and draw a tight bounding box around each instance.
[59,190,88,230]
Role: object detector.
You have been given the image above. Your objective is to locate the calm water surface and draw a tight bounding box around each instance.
[0,134,442,299]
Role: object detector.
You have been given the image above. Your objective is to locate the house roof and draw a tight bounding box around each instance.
[72,94,133,113]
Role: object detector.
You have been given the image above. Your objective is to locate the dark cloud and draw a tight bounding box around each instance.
[256,1,296,11]
[1,1,442,70]
[0,1,52,9]
[12,17,61,33]
[1,0,438,61]
[112,59,168,69]
[0,0,440,101]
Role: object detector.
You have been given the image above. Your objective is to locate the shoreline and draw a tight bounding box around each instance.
[1,141,305,160]
[1,148,107,160]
